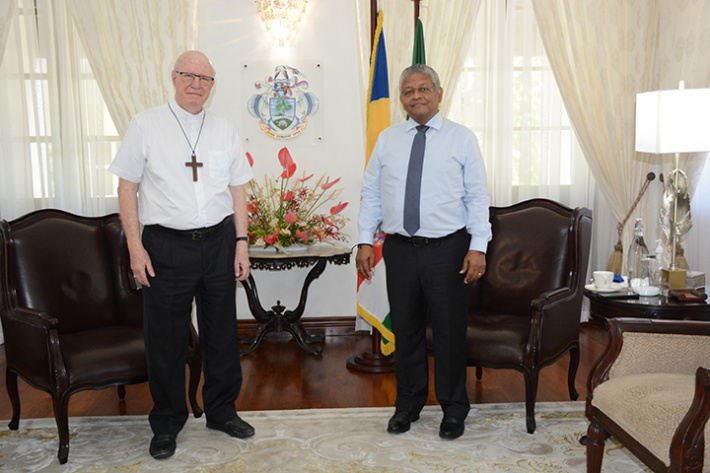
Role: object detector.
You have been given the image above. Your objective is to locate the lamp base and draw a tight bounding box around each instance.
[662,268,687,289]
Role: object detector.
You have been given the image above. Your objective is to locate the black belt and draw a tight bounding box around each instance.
[150,215,233,241]
[389,227,467,247]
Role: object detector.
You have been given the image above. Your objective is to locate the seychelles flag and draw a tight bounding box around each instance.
[356,10,395,355]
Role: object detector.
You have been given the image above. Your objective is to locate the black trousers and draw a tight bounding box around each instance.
[383,228,471,420]
[142,221,242,436]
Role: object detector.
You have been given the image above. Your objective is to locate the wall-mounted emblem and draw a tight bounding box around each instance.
[247,65,319,140]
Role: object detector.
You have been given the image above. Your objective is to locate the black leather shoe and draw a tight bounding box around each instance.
[206,415,255,439]
[439,416,465,440]
[387,410,420,434]
[149,434,176,460]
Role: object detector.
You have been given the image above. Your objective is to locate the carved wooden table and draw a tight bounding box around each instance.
[239,244,351,355]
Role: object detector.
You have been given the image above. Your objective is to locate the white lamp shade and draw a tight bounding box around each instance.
[635,87,710,153]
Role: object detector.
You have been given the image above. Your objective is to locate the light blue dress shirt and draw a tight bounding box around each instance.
[358,113,492,253]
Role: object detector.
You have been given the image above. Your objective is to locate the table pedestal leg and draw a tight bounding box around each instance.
[239,259,328,355]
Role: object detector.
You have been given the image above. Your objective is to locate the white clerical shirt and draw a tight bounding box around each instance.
[110,99,253,230]
[358,113,492,253]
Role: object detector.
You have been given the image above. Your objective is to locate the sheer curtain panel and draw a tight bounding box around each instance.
[532,0,710,276]
[67,0,197,137]
[448,0,595,211]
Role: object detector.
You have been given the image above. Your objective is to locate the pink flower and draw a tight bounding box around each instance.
[281,190,293,201]
[321,177,341,190]
[284,212,298,224]
[278,147,297,178]
[296,229,310,240]
[330,201,348,215]
[264,231,279,246]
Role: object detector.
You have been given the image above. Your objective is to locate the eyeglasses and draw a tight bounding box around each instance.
[175,71,215,86]
[401,86,433,98]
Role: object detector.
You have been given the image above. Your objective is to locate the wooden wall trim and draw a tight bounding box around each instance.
[237,316,358,337]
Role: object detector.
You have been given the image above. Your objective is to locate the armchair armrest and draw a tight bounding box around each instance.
[530,285,581,356]
[670,366,710,471]
[1,307,66,390]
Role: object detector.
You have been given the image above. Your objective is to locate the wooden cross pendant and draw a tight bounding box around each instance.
[185,154,203,181]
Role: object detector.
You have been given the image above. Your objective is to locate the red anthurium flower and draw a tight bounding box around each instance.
[296,229,310,240]
[321,177,341,190]
[264,231,279,246]
[278,147,297,178]
[330,201,348,215]
[280,162,297,179]
[278,147,295,169]
[247,203,258,213]
[284,212,298,224]
[246,152,254,167]
[281,190,293,201]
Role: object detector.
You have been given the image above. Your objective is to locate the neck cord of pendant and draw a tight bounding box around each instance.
[168,103,206,159]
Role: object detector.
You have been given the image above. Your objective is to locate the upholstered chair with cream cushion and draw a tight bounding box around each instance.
[586,317,710,473]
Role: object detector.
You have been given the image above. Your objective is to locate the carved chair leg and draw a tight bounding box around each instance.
[586,420,609,473]
[567,344,580,401]
[117,385,126,400]
[6,369,20,430]
[53,392,71,464]
[523,369,539,434]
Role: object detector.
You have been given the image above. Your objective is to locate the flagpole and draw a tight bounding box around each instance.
[346,0,396,374]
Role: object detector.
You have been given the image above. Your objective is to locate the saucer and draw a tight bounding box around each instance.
[632,286,660,297]
[585,284,619,293]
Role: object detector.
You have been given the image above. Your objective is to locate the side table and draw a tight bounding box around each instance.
[584,286,710,321]
[239,244,351,355]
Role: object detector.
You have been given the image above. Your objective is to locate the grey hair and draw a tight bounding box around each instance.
[399,64,441,94]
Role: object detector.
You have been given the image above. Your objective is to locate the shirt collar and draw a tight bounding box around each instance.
[406,112,442,133]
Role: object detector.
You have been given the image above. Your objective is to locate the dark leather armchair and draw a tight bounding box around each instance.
[0,209,203,464]
[428,198,592,433]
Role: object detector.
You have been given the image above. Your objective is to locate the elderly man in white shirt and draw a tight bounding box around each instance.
[110,50,254,460]
[357,64,491,441]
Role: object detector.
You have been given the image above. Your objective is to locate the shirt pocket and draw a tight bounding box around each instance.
[209,151,232,180]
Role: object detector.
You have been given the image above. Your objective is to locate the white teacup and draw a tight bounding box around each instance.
[593,270,614,289]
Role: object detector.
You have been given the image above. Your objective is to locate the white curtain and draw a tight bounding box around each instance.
[67,0,197,137]
[532,0,710,275]
[447,0,595,211]
[0,0,14,64]
[0,0,117,219]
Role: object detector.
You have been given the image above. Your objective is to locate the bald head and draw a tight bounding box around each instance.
[174,50,215,77]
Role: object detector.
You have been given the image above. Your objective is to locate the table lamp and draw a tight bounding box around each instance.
[635,81,710,288]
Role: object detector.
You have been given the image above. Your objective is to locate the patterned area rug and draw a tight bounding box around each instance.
[0,402,650,472]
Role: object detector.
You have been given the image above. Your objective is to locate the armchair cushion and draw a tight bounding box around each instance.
[592,373,697,466]
[61,326,145,388]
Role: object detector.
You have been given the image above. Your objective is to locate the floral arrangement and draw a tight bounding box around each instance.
[246,147,349,250]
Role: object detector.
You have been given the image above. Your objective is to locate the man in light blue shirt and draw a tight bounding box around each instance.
[356,64,491,440]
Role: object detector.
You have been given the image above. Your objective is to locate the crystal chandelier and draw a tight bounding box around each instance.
[256,0,308,47]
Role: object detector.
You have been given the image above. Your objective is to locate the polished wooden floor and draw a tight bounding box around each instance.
[0,321,608,421]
